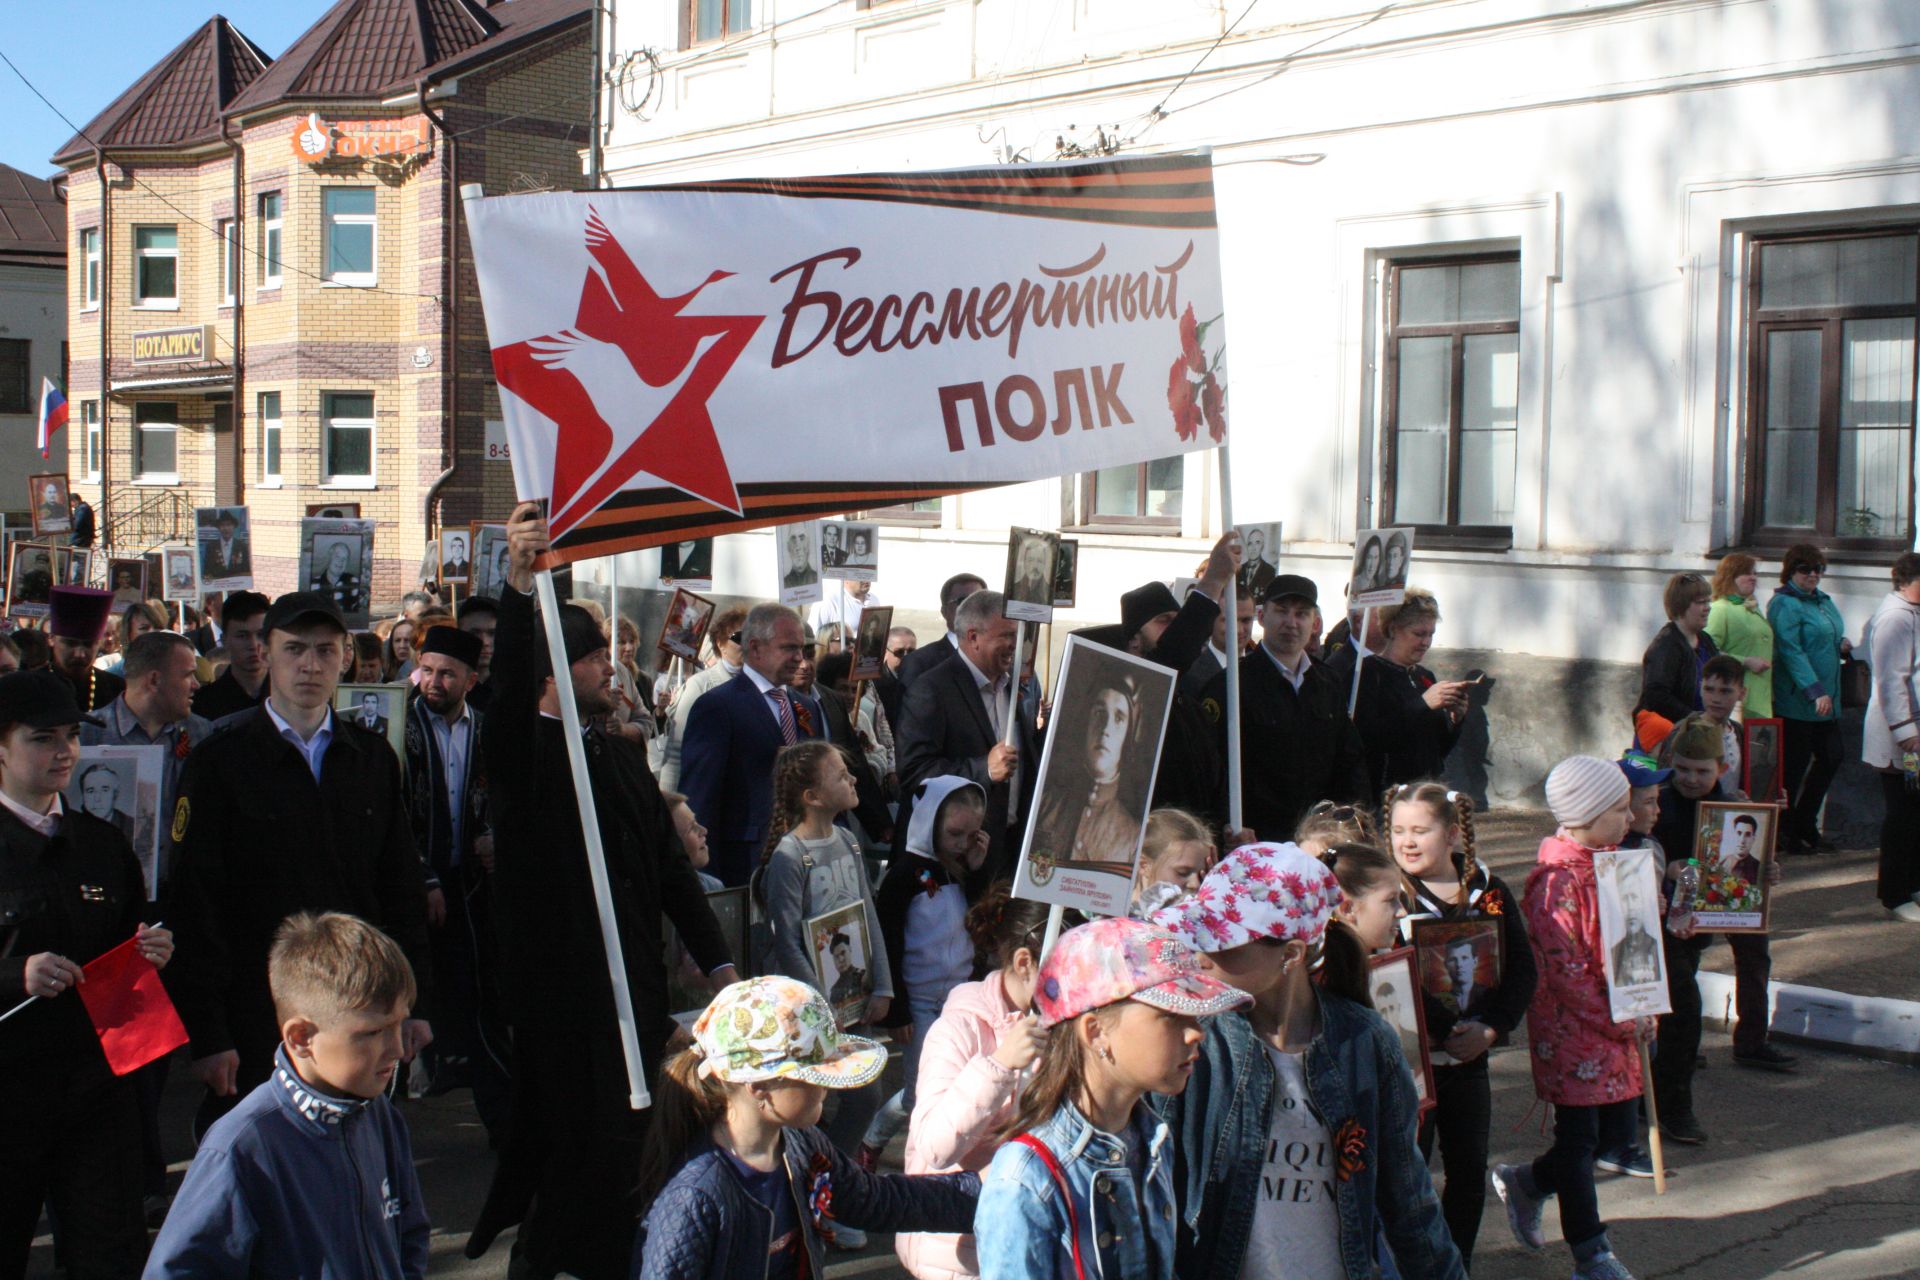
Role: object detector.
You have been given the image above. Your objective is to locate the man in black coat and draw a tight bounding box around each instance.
[1202,574,1369,841]
[467,504,738,1280]
[896,571,987,691]
[894,588,1037,879]
[162,591,432,1137]
[47,585,124,713]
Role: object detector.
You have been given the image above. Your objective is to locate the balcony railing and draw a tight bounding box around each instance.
[103,488,193,553]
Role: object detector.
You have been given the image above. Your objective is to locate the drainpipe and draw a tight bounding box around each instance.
[417,77,458,543]
[224,117,245,506]
[96,146,111,539]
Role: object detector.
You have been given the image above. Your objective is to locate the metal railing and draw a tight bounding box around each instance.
[103,488,193,553]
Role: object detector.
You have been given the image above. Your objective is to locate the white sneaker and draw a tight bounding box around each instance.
[1892,901,1920,924]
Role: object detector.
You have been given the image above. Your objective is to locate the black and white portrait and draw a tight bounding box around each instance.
[66,745,163,897]
[1594,847,1673,1020]
[1052,538,1079,609]
[6,542,52,618]
[1233,521,1282,601]
[850,605,893,682]
[1003,526,1060,622]
[1369,948,1433,1107]
[1350,526,1415,609]
[470,523,510,600]
[195,505,253,592]
[807,901,872,1031]
[776,521,822,607]
[660,537,714,588]
[1016,636,1176,915]
[440,530,472,585]
[162,545,200,604]
[107,558,147,614]
[335,683,407,759]
[821,521,879,580]
[28,473,70,538]
[300,518,374,629]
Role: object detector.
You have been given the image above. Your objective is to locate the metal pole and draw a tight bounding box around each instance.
[1218,445,1242,835]
[1347,607,1372,717]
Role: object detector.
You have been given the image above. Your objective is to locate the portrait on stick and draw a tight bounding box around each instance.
[1594,846,1673,1020]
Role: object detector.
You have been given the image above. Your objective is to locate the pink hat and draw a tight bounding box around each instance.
[1152,842,1342,954]
[1033,917,1250,1030]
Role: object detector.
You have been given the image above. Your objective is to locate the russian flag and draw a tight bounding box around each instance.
[37,378,67,459]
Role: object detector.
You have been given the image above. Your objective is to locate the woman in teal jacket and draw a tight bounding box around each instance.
[1766,544,1851,853]
[1706,553,1774,718]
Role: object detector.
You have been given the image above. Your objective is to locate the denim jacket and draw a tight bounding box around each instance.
[1157,991,1464,1279]
[975,1100,1177,1280]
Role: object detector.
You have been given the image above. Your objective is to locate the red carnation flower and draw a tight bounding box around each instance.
[1168,356,1199,441]
[1180,304,1205,375]
[1200,375,1225,443]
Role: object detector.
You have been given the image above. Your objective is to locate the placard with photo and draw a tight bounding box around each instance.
[807,900,874,1031]
[6,542,53,618]
[1409,917,1504,1032]
[106,557,148,614]
[67,745,164,898]
[1743,718,1784,803]
[1015,636,1176,916]
[306,502,361,519]
[469,523,511,600]
[1233,521,1282,601]
[1349,526,1415,609]
[439,529,472,585]
[417,540,440,590]
[821,520,879,580]
[161,544,200,604]
[656,588,716,662]
[850,605,894,682]
[56,547,93,587]
[1052,538,1079,609]
[1003,526,1059,623]
[335,684,408,761]
[1368,947,1434,1111]
[194,505,253,592]
[776,521,823,607]
[1594,846,1673,1020]
[1689,800,1777,932]
[663,886,751,1017]
[659,537,714,589]
[28,473,70,537]
[299,518,374,629]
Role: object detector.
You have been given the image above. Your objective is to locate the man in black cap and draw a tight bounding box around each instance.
[161,590,432,1135]
[190,590,270,722]
[1202,573,1368,840]
[403,622,508,1139]
[468,503,737,1280]
[47,584,123,713]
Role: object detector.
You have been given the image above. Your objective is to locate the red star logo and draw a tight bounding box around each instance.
[490,208,763,537]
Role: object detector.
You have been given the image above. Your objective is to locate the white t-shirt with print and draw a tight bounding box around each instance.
[1239,1045,1344,1280]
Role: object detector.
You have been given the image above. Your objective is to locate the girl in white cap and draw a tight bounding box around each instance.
[1152,842,1463,1279]
[1491,755,1658,1280]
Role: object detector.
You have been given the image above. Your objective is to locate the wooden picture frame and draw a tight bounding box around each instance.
[106,557,148,614]
[5,540,54,618]
[1369,947,1435,1113]
[807,900,873,1031]
[27,473,71,537]
[850,605,893,682]
[1742,718,1785,803]
[656,587,716,662]
[1689,799,1778,933]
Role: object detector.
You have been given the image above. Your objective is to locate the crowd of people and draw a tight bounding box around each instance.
[5,504,1911,1280]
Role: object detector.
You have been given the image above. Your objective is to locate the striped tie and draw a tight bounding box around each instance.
[770,688,799,746]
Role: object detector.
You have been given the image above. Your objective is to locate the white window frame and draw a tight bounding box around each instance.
[80,228,100,310]
[133,401,180,483]
[133,225,178,310]
[259,192,283,289]
[83,400,101,481]
[258,390,283,485]
[321,391,376,487]
[218,218,238,305]
[322,188,377,287]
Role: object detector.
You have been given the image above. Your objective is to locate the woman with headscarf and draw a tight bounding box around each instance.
[1705,553,1773,720]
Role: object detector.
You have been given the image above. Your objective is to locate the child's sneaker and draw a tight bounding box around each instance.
[1491,1163,1547,1251]
[1572,1251,1637,1279]
[1593,1146,1655,1178]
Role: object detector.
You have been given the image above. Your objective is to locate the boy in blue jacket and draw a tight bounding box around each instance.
[144,912,430,1280]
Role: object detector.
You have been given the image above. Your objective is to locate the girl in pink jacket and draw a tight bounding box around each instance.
[1492,756,1658,1280]
[896,887,1055,1280]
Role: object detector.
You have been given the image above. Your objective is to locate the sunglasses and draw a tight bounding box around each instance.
[888,647,913,659]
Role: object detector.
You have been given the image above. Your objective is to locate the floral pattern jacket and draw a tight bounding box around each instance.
[1521,834,1644,1106]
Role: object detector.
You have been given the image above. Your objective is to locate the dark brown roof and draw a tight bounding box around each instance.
[225,0,588,117]
[0,164,64,267]
[50,18,272,166]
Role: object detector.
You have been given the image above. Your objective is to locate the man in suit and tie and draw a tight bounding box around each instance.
[1442,938,1497,1017]
[441,532,471,582]
[896,572,986,691]
[353,690,390,739]
[894,589,1036,881]
[680,602,822,886]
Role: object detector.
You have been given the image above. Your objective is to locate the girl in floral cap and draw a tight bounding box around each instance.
[1152,842,1464,1280]
[973,917,1249,1280]
[632,976,979,1279]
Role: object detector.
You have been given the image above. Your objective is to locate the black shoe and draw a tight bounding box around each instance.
[1810,834,1840,852]
[1734,1044,1798,1072]
[1660,1113,1710,1145]
[1782,834,1815,856]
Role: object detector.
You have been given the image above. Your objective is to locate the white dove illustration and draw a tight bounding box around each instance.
[526,327,724,489]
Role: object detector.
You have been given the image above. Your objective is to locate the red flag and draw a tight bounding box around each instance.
[76,935,189,1076]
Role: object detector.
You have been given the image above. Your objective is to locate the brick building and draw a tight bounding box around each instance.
[57,0,590,602]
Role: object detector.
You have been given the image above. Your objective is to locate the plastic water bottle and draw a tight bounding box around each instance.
[1669,859,1700,928]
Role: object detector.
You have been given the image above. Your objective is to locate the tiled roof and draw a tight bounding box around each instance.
[225,0,588,116]
[50,18,272,166]
[0,164,64,266]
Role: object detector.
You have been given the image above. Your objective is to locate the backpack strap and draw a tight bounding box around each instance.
[1010,1133,1088,1280]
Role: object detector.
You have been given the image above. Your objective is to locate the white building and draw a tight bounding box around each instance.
[0,164,66,531]
[594,0,1920,798]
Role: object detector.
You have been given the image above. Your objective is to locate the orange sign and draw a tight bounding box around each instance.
[292,113,432,163]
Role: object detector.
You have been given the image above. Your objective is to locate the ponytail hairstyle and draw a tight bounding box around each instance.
[1313,919,1373,1009]
[1382,780,1479,894]
[634,1045,732,1208]
[1319,841,1400,904]
[966,880,1071,970]
[1139,807,1216,882]
[759,740,839,867]
[1294,800,1379,853]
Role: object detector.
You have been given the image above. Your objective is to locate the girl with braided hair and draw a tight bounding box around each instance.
[1387,781,1537,1269]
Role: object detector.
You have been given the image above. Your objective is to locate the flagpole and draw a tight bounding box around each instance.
[473,175,650,1112]
[1218,445,1243,837]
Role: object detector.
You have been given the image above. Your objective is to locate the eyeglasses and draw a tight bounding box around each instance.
[1796,566,1826,577]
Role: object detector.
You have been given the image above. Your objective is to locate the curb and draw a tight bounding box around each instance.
[1697,972,1920,1067]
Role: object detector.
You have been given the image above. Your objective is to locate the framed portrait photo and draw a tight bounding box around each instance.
[1594,846,1673,1020]
[56,546,93,587]
[1409,917,1503,1059]
[439,529,472,585]
[1689,800,1777,932]
[105,557,148,614]
[822,520,879,580]
[663,886,751,1017]
[1233,521,1282,602]
[1003,527,1059,622]
[1742,718,1785,804]
[807,901,874,1031]
[1368,947,1435,1112]
[6,541,53,619]
[656,587,716,662]
[335,684,407,760]
[160,544,201,604]
[1349,526,1414,610]
[67,745,164,899]
[659,537,714,589]
[299,518,375,629]
[775,521,823,607]
[850,605,894,682]
[1052,538,1079,609]
[1014,635,1177,916]
[194,505,254,592]
[27,473,71,537]
[470,522,511,600]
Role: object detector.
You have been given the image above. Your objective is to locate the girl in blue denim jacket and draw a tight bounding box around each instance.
[973,917,1251,1280]
[1152,842,1465,1280]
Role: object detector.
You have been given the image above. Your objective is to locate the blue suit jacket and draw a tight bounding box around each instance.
[679,671,822,887]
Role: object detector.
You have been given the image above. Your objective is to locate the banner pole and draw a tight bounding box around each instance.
[1039,903,1066,965]
[608,553,621,660]
[1639,1040,1667,1194]
[1002,617,1027,825]
[1347,607,1372,717]
[1218,445,1242,836]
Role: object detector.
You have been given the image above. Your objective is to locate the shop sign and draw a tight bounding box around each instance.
[131,324,211,365]
[292,113,432,163]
